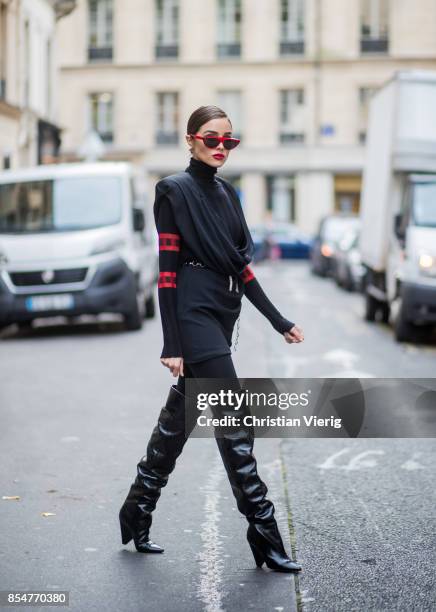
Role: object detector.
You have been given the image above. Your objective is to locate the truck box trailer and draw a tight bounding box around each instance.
[360,70,436,341]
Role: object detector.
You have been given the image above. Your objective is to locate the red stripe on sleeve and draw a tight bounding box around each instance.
[241,265,255,284]
[159,232,180,252]
[158,271,177,288]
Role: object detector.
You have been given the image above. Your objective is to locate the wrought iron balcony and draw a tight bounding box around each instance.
[155,44,179,60]
[360,37,389,54]
[280,132,305,145]
[280,40,305,56]
[88,46,113,62]
[216,43,241,59]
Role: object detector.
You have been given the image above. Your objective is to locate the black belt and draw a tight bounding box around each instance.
[182,257,240,293]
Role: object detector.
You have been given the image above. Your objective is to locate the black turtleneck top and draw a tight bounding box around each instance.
[156,156,295,358]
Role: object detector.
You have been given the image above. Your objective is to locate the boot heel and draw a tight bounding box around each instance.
[248,539,265,567]
[120,519,133,545]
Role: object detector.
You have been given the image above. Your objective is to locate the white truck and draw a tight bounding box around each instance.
[0,162,158,332]
[360,70,436,342]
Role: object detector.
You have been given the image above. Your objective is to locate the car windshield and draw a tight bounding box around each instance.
[412,182,436,227]
[0,175,122,233]
[323,217,359,242]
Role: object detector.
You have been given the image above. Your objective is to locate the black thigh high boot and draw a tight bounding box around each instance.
[213,402,302,573]
[119,383,195,553]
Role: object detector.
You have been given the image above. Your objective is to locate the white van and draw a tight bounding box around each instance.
[0,162,158,332]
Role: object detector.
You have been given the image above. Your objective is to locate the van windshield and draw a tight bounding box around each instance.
[412,182,436,228]
[0,176,122,233]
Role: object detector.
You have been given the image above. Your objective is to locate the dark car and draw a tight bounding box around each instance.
[333,226,365,292]
[249,222,313,261]
[310,213,360,277]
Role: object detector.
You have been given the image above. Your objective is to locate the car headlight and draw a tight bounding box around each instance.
[418,253,436,277]
[321,243,333,257]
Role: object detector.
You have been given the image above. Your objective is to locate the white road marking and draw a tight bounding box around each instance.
[401,453,426,470]
[318,448,385,470]
[196,455,227,612]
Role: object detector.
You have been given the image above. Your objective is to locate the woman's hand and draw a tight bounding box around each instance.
[160,356,184,377]
[284,324,304,344]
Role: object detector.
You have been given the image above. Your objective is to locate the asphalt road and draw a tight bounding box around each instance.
[1,260,435,612]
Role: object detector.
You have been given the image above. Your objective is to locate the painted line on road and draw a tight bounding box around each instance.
[196,453,227,612]
[279,441,304,612]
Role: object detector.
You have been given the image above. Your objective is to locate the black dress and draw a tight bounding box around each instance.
[155,156,295,364]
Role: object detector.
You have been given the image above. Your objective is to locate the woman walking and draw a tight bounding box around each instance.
[119,105,304,573]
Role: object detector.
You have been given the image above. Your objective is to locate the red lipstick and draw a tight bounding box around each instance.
[212,154,224,160]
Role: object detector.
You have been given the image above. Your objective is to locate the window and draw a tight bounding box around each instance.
[88,0,113,62]
[279,89,306,145]
[360,0,389,54]
[155,0,179,59]
[24,20,30,107]
[266,176,296,222]
[46,40,52,117]
[358,86,377,143]
[0,1,7,100]
[89,92,114,143]
[217,91,242,140]
[155,92,179,145]
[217,0,242,59]
[280,0,305,56]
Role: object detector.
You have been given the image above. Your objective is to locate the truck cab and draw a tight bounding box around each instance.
[387,174,436,338]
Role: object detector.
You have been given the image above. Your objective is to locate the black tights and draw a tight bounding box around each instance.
[172,353,275,524]
[174,353,239,395]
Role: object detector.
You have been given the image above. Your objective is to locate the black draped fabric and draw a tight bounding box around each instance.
[153,157,254,279]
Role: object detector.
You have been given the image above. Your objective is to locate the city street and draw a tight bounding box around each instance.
[1,260,435,612]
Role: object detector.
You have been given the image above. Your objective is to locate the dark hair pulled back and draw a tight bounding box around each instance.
[186,105,232,136]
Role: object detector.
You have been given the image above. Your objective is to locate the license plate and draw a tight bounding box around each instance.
[25,294,75,312]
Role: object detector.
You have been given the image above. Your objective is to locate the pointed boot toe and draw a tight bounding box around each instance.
[134,539,165,554]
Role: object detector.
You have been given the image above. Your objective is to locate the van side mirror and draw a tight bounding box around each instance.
[393,212,405,240]
[133,208,145,232]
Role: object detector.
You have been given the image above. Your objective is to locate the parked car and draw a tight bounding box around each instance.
[249,222,313,261]
[310,213,360,277]
[0,162,158,332]
[333,226,365,292]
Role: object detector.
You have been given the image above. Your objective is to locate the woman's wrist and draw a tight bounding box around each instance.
[272,317,295,335]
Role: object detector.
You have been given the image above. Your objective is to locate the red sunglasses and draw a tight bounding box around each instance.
[190,133,241,150]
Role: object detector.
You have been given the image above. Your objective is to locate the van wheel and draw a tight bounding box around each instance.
[364,292,379,322]
[380,302,390,323]
[124,295,143,331]
[394,301,415,342]
[144,294,155,319]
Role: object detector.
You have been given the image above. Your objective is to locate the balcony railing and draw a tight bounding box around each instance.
[360,37,389,54]
[280,132,305,145]
[155,131,179,145]
[280,40,305,56]
[98,130,113,144]
[358,131,367,145]
[88,46,113,62]
[155,44,179,59]
[217,43,241,59]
